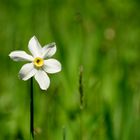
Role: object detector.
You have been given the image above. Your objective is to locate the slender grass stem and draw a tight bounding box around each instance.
[79,66,84,109]
[79,66,84,140]
[30,77,34,139]
[63,126,66,140]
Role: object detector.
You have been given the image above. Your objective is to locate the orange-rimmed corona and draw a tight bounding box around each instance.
[33,57,44,68]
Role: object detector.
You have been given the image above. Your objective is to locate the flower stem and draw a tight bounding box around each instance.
[30,77,34,139]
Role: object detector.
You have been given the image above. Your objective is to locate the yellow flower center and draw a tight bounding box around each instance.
[33,57,44,68]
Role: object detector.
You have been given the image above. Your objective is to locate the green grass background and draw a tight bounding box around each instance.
[0,0,140,139]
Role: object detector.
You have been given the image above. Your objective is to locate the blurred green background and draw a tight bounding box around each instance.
[0,0,140,139]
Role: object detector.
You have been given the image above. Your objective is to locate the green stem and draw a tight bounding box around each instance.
[30,78,34,139]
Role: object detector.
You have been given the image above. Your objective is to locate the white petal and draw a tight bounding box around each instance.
[9,51,34,61]
[19,63,37,81]
[41,42,56,58]
[28,36,42,57]
[43,59,61,74]
[34,70,50,90]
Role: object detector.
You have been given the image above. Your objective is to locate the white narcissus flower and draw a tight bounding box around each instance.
[9,36,62,90]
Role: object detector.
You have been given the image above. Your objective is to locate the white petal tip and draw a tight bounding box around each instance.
[31,35,37,40]
[9,52,14,58]
[9,52,18,61]
[18,74,33,81]
[9,53,12,57]
[40,87,49,91]
[18,73,27,81]
[50,42,56,46]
